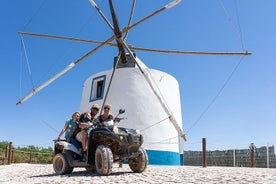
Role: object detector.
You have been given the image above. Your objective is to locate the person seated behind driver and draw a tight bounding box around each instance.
[57,112,82,152]
[76,112,94,152]
[98,104,114,125]
[77,104,100,152]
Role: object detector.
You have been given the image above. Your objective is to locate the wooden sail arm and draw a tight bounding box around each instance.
[18,31,252,56]
[18,31,117,46]
[128,47,252,56]
[16,63,76,105]
[123,0,136,41]
[88,0,114,30]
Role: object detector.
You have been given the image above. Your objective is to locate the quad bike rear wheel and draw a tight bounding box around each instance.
[53,153,73,175]
[128,147,148,173]
[95,145,113,175]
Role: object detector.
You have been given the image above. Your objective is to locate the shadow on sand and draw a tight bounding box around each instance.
[31,170,133,178]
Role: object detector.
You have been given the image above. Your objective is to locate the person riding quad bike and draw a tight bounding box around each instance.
[53,109,148,175]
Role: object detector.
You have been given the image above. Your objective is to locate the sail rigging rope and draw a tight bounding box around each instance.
[185,1,249,135]
[217,0,246,51]
[20,35,35,90]
[234,0,245,50]
[144,136,179,146]
[185,55,246,135]
[141,67,186,135]
[21,0,47,31]
[34,11,100,87]
[33,1,104,87]
[19,0,105,94]
[19,39,23,98]
[140,117,170,132]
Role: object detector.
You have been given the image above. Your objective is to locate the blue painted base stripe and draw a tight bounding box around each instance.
[146,150,184,165]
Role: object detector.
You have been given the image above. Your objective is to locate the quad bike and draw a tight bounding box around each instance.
[53,109,148,175]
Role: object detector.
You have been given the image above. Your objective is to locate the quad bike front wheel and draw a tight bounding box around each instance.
[53,153,73,175]
[95,145,113,175]
[128,147,148,173]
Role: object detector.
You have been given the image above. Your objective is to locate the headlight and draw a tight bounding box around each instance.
[135,129,141,135]
[56,144,64,150]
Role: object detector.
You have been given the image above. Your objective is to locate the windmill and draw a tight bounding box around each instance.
[16,0,251,165]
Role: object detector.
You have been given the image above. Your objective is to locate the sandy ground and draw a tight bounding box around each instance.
[0,163,275,184]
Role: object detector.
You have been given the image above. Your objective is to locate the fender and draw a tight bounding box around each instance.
[55,141,82,156]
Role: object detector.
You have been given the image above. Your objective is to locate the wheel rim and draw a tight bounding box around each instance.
[128,148,148,173]
[96,153,102,170]
[55,156,63,172]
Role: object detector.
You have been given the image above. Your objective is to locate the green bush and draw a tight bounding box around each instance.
[0,141,53,164]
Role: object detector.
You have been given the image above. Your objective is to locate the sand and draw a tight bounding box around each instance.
[0,163,275,184]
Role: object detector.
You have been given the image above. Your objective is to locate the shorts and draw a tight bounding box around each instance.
[76,131,82,142]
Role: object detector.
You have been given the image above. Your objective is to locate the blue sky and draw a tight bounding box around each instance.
[1,0,275,150]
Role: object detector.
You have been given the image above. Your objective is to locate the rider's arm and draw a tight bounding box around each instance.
[109,114,115,120]
[66,126,76,142]
[79,122,93,129]
[57,122,68,140]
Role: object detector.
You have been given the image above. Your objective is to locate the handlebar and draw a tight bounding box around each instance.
[114,117,127,123]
